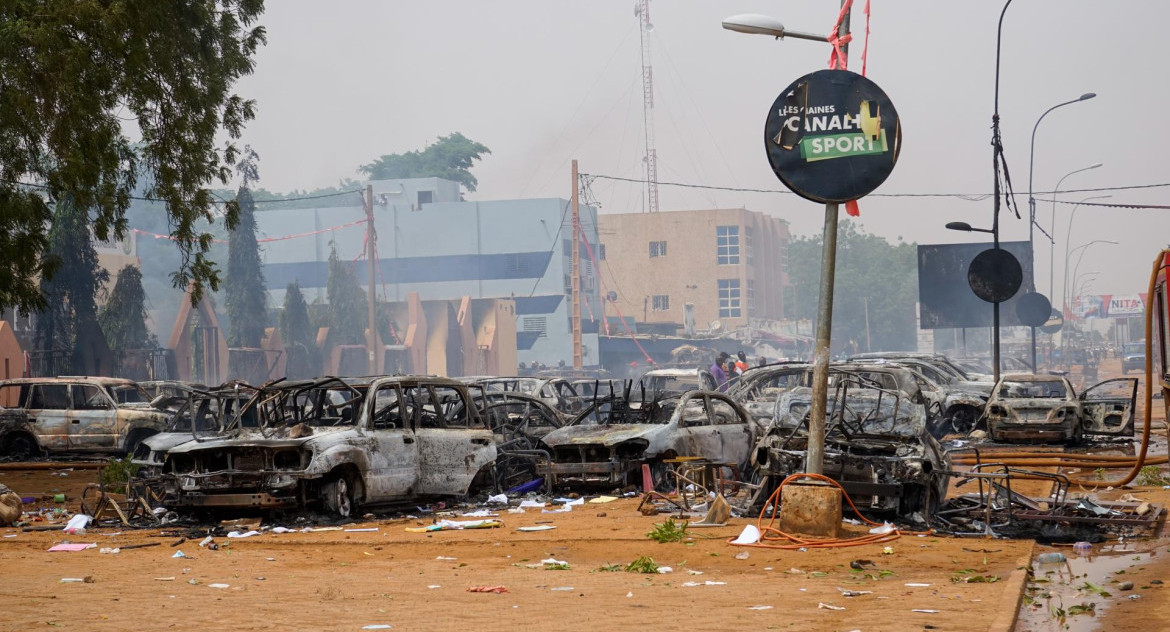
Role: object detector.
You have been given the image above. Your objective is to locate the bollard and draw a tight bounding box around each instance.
[777,482,842,538]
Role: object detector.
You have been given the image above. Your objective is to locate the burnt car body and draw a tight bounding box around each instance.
[751,376,951,517]
[983,374,1138,443]
[536,390,756,490]
[475,377,582,414]
[144,377,497,516]
[0,377,168,458]
[638,367,719,395]
[847,356,991,436]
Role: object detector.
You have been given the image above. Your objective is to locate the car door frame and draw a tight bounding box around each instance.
[361,380,420,500]
[411,382,496,496]
[1079,377,1139,436]
[27,382,71,452]
[67,382,120,451]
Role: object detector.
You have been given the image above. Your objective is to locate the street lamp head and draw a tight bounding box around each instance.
[1078,93,1097,101]
[945,221,973,232]
[722,13,787,38]
[1088,162,1103,169]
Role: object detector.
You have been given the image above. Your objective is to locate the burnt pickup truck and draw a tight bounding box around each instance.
[0,377,168,459]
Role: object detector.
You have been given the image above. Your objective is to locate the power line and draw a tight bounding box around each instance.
[580,172,1170,199]
[6,179,362,205]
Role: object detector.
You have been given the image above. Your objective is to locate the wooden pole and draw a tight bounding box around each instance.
[365,184,378,374]
[571,160,583,369]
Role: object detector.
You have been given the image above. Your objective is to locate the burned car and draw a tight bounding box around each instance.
[983,374,1137,443]
[0,377,168,459]
[751,376,951,518]
[638,367,719,395]
[536,389,756,490]
[475,377,582,414]
[145,377,497,516]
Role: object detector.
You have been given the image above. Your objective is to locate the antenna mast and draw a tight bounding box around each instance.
[636,0,659,212]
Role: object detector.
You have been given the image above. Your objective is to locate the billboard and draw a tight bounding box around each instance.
[918,241,1034,329]
[1071,294,1147,319]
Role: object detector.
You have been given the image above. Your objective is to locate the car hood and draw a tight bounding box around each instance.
[141,432,198,454]
[164,434,318,454]
[541,424,664,448]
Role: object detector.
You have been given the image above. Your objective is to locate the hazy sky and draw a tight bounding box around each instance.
[231,0,1170,304]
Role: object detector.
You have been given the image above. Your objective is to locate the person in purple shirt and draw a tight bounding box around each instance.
[710,352,730,392]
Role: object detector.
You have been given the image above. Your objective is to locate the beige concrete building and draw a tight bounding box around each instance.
[598,208,790,332]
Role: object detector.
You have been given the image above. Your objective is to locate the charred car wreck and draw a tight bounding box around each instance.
[537,389,757,491]
[982,374,1137,443]
[751,375,951,519]
[137,377,497,516]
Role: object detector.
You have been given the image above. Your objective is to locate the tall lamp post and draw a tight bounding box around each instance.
[1062,240,1116,364]
[722,7,845,477]
[1027,93,1095,371]
[1062,197,1112,311]
[1048,163,1102,299]
[945,221,1004,382]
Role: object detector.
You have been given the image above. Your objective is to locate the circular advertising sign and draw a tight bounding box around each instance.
[1039,308,1064,334]
[764,69,901,204]
[967,248,1022,304]
[1016,292,1053,327]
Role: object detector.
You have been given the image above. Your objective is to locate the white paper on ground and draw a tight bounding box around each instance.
[227,530,261,538]
[63,514,91,531]
[517,525,556,532]
[731,524,761,545]
[868,522,895,535]
[487,493,508,504]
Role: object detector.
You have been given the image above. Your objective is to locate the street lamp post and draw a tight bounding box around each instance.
[1048,164,1102,299]
[1062,197,1112,311]
[722,7,844,478]
[1027,93,1095,371]
[945,221,1002,382]
[1062,239,1116,365]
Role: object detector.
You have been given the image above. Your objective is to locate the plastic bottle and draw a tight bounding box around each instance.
[1036,552,1066,564]
[1073,541,1092,555]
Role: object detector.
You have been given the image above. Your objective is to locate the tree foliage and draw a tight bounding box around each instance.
[785,220,919,353]
[360,132,491,193]
[99,265,153,354]
[34,198,110,375]
[326,243,367,346]
[0,0,267,314]
[224,146,268,347]
[279,281,318,378]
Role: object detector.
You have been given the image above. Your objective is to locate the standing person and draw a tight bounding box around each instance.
[710,352,730,391]
[734,351,749,376]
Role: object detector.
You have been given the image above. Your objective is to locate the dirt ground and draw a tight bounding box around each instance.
[0,356,1165,632]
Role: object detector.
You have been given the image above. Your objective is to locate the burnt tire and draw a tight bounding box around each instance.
[2,433,37,460]
[946,406,978,435]
[649,461,674,494]
[322,472,356,518]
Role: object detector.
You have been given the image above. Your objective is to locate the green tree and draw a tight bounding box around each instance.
[785,221,918,353]
[99,265,153,353]
[360,132,491,193]
[224,146,267,347]
[279,281,319,378]
[35,198,110,375]
[326,243,367,345]
[0,0,266,314]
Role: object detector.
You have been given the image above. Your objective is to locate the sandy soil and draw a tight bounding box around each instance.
[1,490,1035,632]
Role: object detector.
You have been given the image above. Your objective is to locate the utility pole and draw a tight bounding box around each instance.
[571,160,583,369]
[364,184,378,375]
[805,1,850,477]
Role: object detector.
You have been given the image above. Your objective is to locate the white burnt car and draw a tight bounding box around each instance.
[0,377,168,459]
[537,390,757,490]
[983,374,1137,443]
[751,376,951,518]
[146,377,497,516]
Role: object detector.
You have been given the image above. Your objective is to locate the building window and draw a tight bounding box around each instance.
[744,226,754,264]
[649,241,667,258]
[718,279,741,318]
[652,295,670,311]
[417,190,433,206]
[746,280,756,316]
[598,243,606,260]
[716,226,740,265]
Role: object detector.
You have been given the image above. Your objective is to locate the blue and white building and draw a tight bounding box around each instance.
[256,178,602,368]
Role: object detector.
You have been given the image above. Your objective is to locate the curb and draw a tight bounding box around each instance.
[988,541,1037,632]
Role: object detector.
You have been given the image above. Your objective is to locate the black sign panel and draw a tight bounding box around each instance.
[968,248,1022,303]
[1017,292,1053,328]
[918,241,1034,329]
[764,69,901,204]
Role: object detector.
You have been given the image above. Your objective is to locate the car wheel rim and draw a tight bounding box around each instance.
[335,478,351,517]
